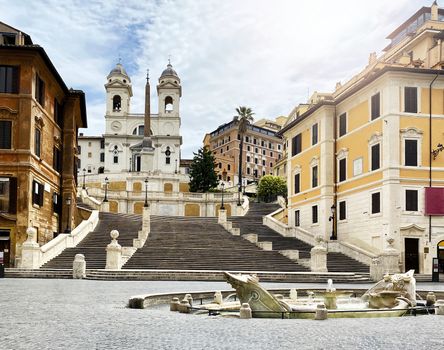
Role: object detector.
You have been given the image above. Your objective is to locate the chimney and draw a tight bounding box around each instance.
[432,1,438,21]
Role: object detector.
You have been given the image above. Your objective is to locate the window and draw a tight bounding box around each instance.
[247,156,250,162]
[312,165,318,187]
[255,147,258,153]
[34,128,41,157]
[113,156,118,164]
[262,160,265,166]
[291,133,302,156]
[262,150,266,155]
[247,146,251,151]
[35,74,45,106]
[32,180,44,206]
[312,205,318,224]
[113,95,121,111]
[254,158,258,164]
[54,99,62,126]
[78,145,81,154]
[295,210,300,227]
[0,120,12,149]
[278,144,281,150]
[88,152,92,158]
[270,152,273,157]
[269,142,273,149]
[270,162,273,167]
[371,143,380,171]
[245,136,249,143]
[339,113,347,137]
[294,173,300,194]
[371,192,381,214]
[404,87,417,113]
[371,93,380,120]
[53,147,62,173]
[165,147,171,164]
[339,201,346,220]
[247,167,250,175]
[227,164,231,171]
[100,153,105,162]
[261,140,265,147]
[262,170,266,176]
[0,177,17,214]
[0,66,19,93]
[88,142,92,147]
[406,190,418,211]
[219,162,222,169]
[253,138,257,145]
[132,125,144,135]
[100,140,105,149]
[405,139,418,166]
[53,192,61,215]
[339,158,346,182]
[312,123,318,145]
[87,166,91,173]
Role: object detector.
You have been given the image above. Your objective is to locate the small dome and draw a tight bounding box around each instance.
[160,63,179,78]
[107,63,130,81]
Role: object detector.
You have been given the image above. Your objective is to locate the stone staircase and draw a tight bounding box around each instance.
[41,212,142,269]
[230,202,370,273]
[123,216,310,272]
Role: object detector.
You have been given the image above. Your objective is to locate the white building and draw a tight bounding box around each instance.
[78,62,182,175]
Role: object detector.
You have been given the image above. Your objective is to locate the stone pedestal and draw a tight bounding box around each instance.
[170,297,180,311]
[257,241,273,251]
[178,299,190,313]
[73,254,86,279]
[314,303,328,320]
[239,303,252,319]
[214,291,223,304]
[310,245,328,272]
[105,230,122,270]
[101,200,109,213]
[435,300,444,315]
[218,209,227,224]
[20,227,41,269]
[142,206,151,236]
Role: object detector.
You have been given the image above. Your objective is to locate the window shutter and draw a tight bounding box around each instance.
[8,177,17,214]
[294,174,300,194]
[405,140,418,166]
[371,144,380,170]
[404,87,417,113]
[38,183,44,206]
[371,93,380,120]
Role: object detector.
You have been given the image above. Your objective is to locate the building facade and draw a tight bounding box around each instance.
[0,22,87,267]
[279,2,444,274]
[78,62,182,176]
[204,117,284,188]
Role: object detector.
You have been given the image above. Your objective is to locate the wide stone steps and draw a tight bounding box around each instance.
[231,202,370,273]
[41,212,142,269]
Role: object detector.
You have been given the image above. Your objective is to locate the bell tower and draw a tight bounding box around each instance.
[105,62,133,116]
[157,61,181,122]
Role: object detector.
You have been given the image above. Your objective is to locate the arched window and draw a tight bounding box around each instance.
[113,145,119,164]
[132,125,144,136]
[164,96,173,113]
[113,95,121,111]
[165,146,171,164]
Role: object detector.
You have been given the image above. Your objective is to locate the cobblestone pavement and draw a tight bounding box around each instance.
[1,278,444,350]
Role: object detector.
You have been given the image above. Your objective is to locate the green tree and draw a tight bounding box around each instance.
[257,175,287,203]
[235,106,254,201]
[189,146,219,192]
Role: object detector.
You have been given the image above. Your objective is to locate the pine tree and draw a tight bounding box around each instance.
[189,146,219,192]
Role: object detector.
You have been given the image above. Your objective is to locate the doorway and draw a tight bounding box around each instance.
[438,240,444,273]
[404,237,419,273]
[0,229,11,268]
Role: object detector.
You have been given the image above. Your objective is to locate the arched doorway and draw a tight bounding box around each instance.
[438,240,444,273]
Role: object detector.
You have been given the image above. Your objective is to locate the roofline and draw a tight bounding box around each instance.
[68,89,88,128]
[386,6,444,40]
[209,119,280,138]
[0,21,33,44]
[278,66,444,135]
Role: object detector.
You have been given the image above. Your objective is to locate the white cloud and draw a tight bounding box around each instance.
[0,0,427,157]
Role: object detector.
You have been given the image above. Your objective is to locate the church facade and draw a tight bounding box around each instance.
[78,62,182,175]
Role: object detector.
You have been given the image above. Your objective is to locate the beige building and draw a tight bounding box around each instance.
[278,2,444,274]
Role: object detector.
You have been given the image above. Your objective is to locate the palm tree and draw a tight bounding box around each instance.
[235,106,254,205]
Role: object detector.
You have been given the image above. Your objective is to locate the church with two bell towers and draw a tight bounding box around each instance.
[78,61,183,176]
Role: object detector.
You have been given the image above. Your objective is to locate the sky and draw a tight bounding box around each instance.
[1,0,429,158]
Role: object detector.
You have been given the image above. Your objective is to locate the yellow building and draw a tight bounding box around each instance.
[279,2,444,274]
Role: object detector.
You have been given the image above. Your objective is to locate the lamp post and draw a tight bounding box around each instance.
[82,168,86,189]
[329,204,336,240]
[237,179,242,206]
[103,177,109,202]
[175,159,178,174]
[221,182,225,210]
[65,197,71,233]
[144,178,149,207]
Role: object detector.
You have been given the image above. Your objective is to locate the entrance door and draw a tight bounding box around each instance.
[405,238,419,273]
[0,230,11,268]
[438,241,444,273]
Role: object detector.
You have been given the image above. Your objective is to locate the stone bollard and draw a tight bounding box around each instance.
[72,254,86,279]
[101,200,109,213]
[170,297,180,312]
[314,303,328,320]
[218,209,227,224]
[178,299,191,313]
[20,227,41,269]
[290,289,298,302]
[426,292,436,307]
[142,206,151,236]
[214,291,223,304]
[239,303,252,319]
[105,230,122,270]
[435,300,444,315]
[185,293,193,307]
[310,245,328,272]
